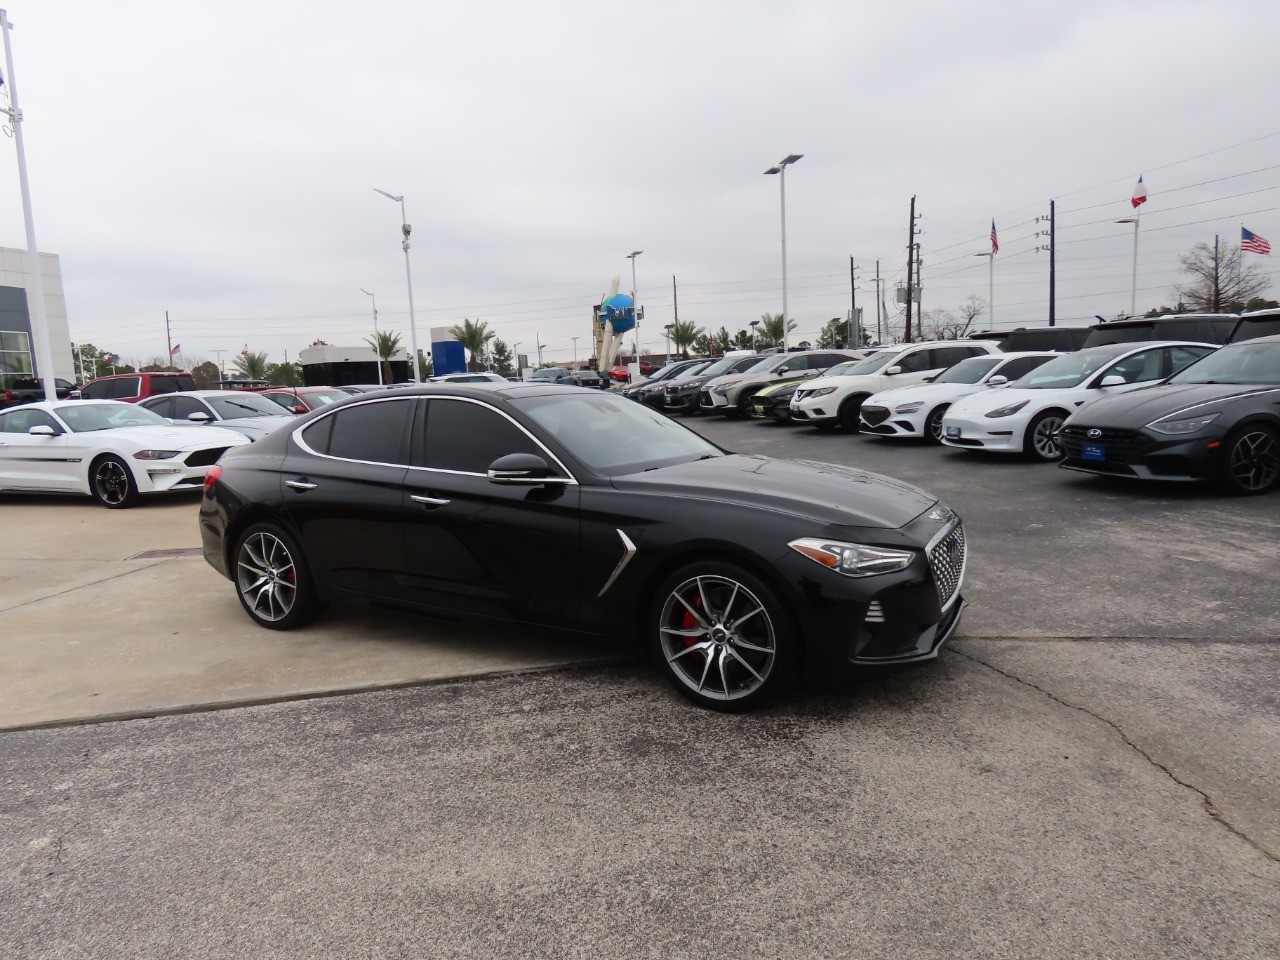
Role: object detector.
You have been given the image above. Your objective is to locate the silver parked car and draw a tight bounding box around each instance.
[139,390,295,442]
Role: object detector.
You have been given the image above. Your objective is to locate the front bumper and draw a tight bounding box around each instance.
[1059,424,1219,481]
[663,389,701,413]
[699,389,730,411]
[938,412,1023,453]
[859,404,925,437]
[751,395,794,421]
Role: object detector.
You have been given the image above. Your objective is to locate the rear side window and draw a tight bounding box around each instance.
[896,350,936,373]
[311,399,412,464]
[143,396,174,418]
[421,398,543,474]
[170,395,207,419]
[997,356,1053,380]
[81,379,113,400]
[110,377,141,399]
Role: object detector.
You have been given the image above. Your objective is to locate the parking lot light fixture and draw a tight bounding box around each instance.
[359,288,382,385]
[373,188,422,382]
[764,154,802,352]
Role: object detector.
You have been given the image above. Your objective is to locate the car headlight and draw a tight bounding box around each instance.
[894,401,924,414]
[807,386,838,398]
[713,380,740,394]
[788,537,915,577]
[984,399,1029,418]
[1147,412,1221,435]
[133,449,181,460]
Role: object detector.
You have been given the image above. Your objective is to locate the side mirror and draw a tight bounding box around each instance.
[885,365,903,376]
[187,411,213,423]
[776,366,790,374]
[986,375,1008,386]
[488,452,559,485]
[292,404,307,414]
[1099,375,1126,388]
[28,424,57,437]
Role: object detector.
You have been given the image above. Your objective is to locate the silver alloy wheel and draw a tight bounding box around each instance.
[926,405,949,443]
[236,531,298,623]
[658,574,776,703]
[1229,429,1279,491]
[1031,414,1066,460]
[93,459,131,505]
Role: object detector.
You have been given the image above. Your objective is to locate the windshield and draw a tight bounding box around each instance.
[934,356,1003,385]
[1010,351,1117,389]
[514,391,721,476]
[530,368,562,381]
[836,351,898,376]
[696,356,751,378]
[670,361,714,382]
[305,390,353,406]
[1168,340,1280,385]
[207,394,285,418]
[56,403,170,433]
[815,359,861,379]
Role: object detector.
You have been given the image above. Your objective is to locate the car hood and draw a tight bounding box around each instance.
[864,382,981,406]
[951,386,1074,415]
[84,425,249,449]
[612,454,937,529]
[1067,383,1280,427]
[217,415,294,437]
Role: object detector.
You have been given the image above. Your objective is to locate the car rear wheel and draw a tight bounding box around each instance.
[234,523,322,630]
[89,455,139,509]
[1218,426,1280,495]
[650,561,794,712]
[1024,410,1067,462]
[925,404,950,444]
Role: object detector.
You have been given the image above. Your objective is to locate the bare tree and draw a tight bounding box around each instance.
[919,308,967,340]
[958,295,987,335]
[1174,241,1270,312]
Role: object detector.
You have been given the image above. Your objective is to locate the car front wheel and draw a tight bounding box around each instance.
[90,455,139,509]
[925,405,949,444]
[233,523,322,630]
[1024,410,1067,462]
[1218,426,1280,495]
[649,561,794,711]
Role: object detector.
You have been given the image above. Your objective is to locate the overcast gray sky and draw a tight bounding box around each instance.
[1,0,1277,368]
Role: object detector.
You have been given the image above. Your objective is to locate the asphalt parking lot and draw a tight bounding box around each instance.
[2,414,1277,958]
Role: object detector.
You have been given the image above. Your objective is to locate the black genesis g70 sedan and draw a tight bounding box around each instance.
[200,384,967,710]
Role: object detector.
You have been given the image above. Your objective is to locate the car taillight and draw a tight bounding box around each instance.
[203,465,222,492]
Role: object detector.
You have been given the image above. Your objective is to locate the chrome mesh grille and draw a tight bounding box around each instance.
[928,524,966,608]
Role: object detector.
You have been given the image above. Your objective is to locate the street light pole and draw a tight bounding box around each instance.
[360,288,383,385]
[1116,216,1140,316]
[571,336,579,366]
[373,188,422,382]
[749,319,760,352]
[764,154,802,352]
[626,250,643,363]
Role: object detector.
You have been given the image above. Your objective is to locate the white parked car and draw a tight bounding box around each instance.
[139,390,294,442]
[859,352,1060,443]
[699,350,865,416]
[940,341,1216,461]
[790,340,1001,430]
[0,400,250,507]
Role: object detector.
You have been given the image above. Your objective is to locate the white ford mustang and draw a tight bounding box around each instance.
[0,400,250,508]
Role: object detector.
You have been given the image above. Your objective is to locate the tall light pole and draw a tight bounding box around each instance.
[2,11,56,402]
[663,324,673,363]
[1116,217,1140,316]
[626,250,643,359]
[373,188,422,382]
[764,154,802,352]
[974,251,994,328]
[359,288,383,385]
[750,319,760,352]
[571,336,579,366]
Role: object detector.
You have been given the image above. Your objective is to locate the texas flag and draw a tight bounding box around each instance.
[1131,176,1148,209]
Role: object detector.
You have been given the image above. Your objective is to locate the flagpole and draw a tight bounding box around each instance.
[1130,212,1139,317]
[1,10,57,403]
[989,254,994,328]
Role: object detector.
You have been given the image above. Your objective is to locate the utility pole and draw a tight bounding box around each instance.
[672,275,679,324]
[212,349,227,379]
[1213,234,1221,312]
[849,257,857,347]
[915,244,924,334]
[875,260,882,344]
[1049,200,1056,326]
[165,310,173,363]
[905,196,917,343]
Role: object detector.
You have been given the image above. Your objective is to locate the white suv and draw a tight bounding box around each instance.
[790,340,1001,430]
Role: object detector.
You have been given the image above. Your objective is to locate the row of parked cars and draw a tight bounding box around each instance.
[623,310,1280,495]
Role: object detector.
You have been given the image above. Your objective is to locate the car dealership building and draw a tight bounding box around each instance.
[0,245,74,389]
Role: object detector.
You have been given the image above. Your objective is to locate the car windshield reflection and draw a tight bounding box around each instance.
[57,403,171,432]
[514,391,722,476]
[1168,340,1280,385]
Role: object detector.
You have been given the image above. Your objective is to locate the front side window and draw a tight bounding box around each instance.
[1169,340,1280,385]
[1167,345,1215,376]
[1104,349,1164,385]
[895,350,936,374]
[110,377,142,399]
[994,356,1053,381]
[0,408,61,434]
[170,395,207,419]
[421,398,545,474]
[1014,351,1123,389]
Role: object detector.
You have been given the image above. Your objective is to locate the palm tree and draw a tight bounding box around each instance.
[757,312,797,348]
[232,350,269,380]
[365,331,403,384]
[668,320,703,359]
[450,318,495,371]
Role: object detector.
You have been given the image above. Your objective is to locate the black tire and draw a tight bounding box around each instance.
[233,522,323,630]
[89,454,139,509]
[648,560,796,712]
[837,395,868,432]
[1023,410,1068,462]
[737,391,759,417]
[1217,425,1280,495]
[924,404,949,445]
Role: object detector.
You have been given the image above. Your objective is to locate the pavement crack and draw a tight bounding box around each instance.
[950,646,1278,864]
[0,560,168,614]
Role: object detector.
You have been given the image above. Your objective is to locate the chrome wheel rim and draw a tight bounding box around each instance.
[927,407,947,442]
[1032,415,1065,460]
[658,575,775,702]
[1230,431,1279,491]
[236,532,297,622]
[93,460,130,505]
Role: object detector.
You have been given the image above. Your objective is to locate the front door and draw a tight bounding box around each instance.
[0,409,82,491]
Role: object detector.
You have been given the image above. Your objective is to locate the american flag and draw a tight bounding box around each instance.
[990,220,999,255]
[1241,226,1271,255]
[169,343,181,356]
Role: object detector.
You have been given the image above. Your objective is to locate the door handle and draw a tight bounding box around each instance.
[411,494,451,507]
[285,479,318,491]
